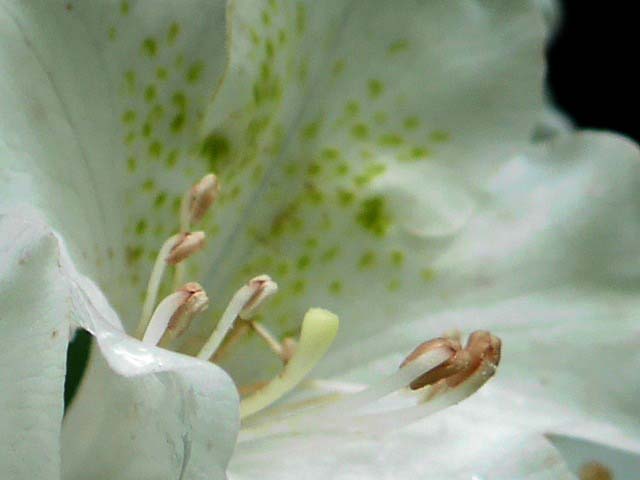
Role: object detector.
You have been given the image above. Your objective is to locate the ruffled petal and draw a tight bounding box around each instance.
[0,210,239,480]
[0,214,69,479]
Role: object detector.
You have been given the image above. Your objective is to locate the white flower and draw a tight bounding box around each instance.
[1,1,639,479]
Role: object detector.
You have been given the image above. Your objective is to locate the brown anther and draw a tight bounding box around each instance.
[400,338,463,390]
[239,275,278,320]
[166,231,206,265]
[189,173,220,224]
[165,282,209,337]
[401,331,502,391]
[443,330,502,388]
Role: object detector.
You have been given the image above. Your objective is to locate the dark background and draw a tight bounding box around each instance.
[547,0,638,142]
[63,1,640,409]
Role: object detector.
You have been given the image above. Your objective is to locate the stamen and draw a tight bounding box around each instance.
[241,331,501,437]
[142,283,207,346]
[134,231,205,339]
[240,308,339,419]
[179,173,220,232]
[165,231,206,265]
[197,275,277,360]
[158,282,209,347]
[268,337,459,422]
[239,279,278,320]
[343,331,502,432]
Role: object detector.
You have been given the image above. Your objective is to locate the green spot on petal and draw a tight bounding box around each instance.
[391,250,404,267]
[149,140,163,158]
[337,188,355,206]
[351,123,369,140]
[166,150,179,168]
[367,79,384,99]
[156,67,168,80]
[142,37,158,57]
[122,110,137,124]
[354,163,387,187]
[170,113,186,133]
[135,219,148,235]
[172,91,187,109]
[378,133,403,147]
[345,101,360,116]
[186,61,204,84]
[403,116,420,130]
[126,156,136,172]
[144,84,157,103]
[328,281,342,295]
[320,246,340,263]
[296,255,311,271]
[201,132,230,170]
[301,120,321,141]
[154,192,167,208]
[387,279,401,292]
[388,39,409,54]
[120,0,129,15]
[430,130,451,143]
[358,251,376,270]
[421,268,436,282]
[356,195,391,237]
[168,22,181,44]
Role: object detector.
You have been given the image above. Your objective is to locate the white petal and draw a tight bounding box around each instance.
[0,209,239,480]
[230,413,576,480]
[194,0,550,384]
[320,132,640,457]
[0,214,69,480]
[0,0,229,327]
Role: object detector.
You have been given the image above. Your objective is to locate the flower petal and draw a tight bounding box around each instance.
[0,0,229,326]
[191,0,549,382]
[319,132,640,456]
[230,414,576,479]
[55,223,240,480]
[0,210,239,480]
[0,214,69,480]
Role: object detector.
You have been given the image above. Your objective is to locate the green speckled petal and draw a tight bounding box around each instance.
[321,132,640,462]
[196,0,547,382]
[0,0,228,326]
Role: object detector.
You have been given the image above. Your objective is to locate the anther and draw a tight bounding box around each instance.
[197,275,278,360]
[189,173,220,225]
[166,231,206,265]
[239,275,278,320]
[142,283,208,346]
[240,308,339,419]
[134,232,206,339]
[158,282,209,347]
[180,173,220,231]
[438,330,501,389]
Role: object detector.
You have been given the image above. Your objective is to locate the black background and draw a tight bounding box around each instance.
[547,0,638,142]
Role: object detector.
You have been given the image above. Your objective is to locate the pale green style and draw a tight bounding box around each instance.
[0,1,639,479]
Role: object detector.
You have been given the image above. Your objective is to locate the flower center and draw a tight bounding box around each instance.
[131,172,502,426]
